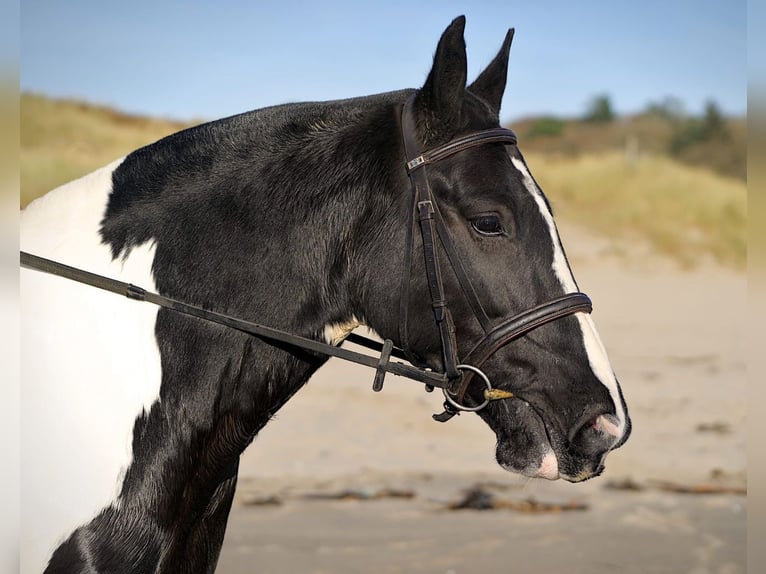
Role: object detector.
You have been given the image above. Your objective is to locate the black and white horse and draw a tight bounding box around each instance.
[21,17,630,573]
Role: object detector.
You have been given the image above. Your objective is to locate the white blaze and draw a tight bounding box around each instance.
[510,156,627,438]
[21,159,162,572]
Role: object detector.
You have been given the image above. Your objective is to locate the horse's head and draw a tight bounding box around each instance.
[364,17,630,482]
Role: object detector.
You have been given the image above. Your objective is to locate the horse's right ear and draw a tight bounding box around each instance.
[467,28,514,118]
[415,16,468,144]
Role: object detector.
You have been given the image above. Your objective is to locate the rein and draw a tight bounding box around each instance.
[20,93,593,423]
[19,251,450,392]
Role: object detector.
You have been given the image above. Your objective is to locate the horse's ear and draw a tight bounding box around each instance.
[416,16,468,142]
[467,28,515,117]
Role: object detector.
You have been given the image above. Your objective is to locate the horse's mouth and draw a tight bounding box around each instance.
[502,449,561,480]
[496,437,607,483]
[487,397,559,479]
[504,452,607,483]
[489,398,613,483]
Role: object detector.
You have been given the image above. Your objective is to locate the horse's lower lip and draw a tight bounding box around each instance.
[494,398,562,479]
[533,451,560,480]
[560,462,606,483]
[493,398,612,482]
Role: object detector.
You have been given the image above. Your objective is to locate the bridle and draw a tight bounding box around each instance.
[397,93,593,421]
[19,92,593,424]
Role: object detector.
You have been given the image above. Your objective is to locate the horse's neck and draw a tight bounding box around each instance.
[45,336,323,572]
[26,94,405,572]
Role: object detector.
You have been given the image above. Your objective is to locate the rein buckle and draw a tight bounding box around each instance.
[372,339,394,392]
[432,402,460,423]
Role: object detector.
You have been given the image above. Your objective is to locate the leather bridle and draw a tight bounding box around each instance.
[398,93,593,421]
[19,92,593,424]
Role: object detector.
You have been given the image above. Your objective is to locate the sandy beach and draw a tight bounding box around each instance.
[217,222,746,574]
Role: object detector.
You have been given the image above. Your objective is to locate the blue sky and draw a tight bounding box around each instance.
[20,0,746,123]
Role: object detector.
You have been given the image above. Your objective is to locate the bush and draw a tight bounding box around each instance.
[526,116,566,138]
[669,100,729,155]
[644,96,685,121]
[583,94,615,123]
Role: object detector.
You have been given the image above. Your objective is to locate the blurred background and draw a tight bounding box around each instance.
[19,0,746,271]
[18,2,748,573]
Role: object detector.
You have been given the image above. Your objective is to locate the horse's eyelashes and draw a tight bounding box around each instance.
[471,214,505,236]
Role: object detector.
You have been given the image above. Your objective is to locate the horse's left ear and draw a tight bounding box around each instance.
[467,28,515,117]
[416,16,468,143]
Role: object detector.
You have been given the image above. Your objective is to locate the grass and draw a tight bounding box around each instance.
[514,113,747,181]
[20,93,747,270]
[21,93,195,207]
[527,151,746,269]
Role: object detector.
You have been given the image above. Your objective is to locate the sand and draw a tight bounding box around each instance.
[217,222,747,574]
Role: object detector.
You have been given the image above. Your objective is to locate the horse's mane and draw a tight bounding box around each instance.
[100,90,412,262]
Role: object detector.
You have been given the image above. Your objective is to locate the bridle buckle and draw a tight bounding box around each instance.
[432,364,512,422]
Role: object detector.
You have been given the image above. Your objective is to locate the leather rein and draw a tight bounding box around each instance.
[19,93,593,423]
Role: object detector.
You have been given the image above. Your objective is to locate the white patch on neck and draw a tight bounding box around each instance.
[323,317,362,346]
[510,156,627,438]
[21,159,162,572]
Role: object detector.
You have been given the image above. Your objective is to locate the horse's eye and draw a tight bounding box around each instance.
[471,214,505,236]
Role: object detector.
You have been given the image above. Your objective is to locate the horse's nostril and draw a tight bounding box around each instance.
[594,413,622,438]
[569,413,620,458]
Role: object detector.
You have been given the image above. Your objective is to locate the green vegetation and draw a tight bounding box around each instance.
[583,94,615,123]
[525,116,566,139]
[20,93,746,270]
[668,101,728,154]
[512,105,746,181]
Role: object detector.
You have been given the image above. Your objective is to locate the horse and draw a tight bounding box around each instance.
[20,16,631,573]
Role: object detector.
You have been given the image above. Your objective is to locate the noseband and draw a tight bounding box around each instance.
[398,93,593,422]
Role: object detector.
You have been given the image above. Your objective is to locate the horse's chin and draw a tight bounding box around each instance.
[489,403,558,480]
[496,442,560,480]
[496,427,604,483]
[488,396,612,483]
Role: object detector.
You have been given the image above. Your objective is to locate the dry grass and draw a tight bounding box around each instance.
[21,93,196,207]
[527,151,746,269]
[20,94,746,269]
